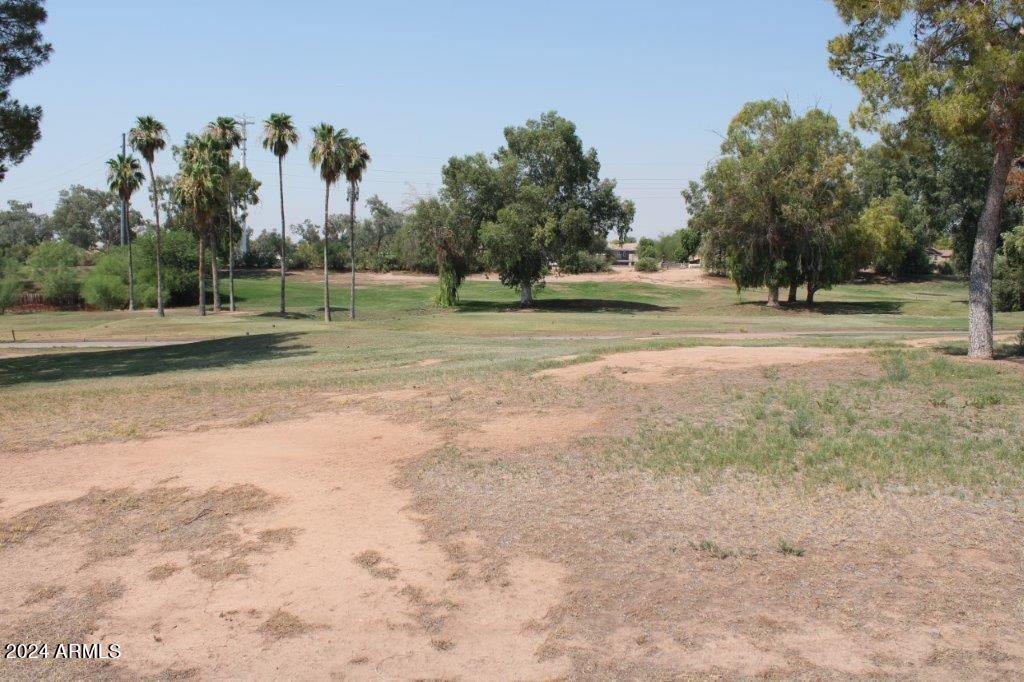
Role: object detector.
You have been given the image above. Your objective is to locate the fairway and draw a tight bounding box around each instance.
[2,270,1024,679]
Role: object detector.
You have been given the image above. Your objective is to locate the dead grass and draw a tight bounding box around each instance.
[0,580,126,681]
[147,563,183,581]
[353,549,400,580]
[0,483,281,583]
[258,609,324,641]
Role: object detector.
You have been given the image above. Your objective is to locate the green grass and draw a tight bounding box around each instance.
[613,351,1024,494]
[2,271,1022,342]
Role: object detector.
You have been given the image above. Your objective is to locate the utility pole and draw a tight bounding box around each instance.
[237,114,255,257]
[119,133,128,245]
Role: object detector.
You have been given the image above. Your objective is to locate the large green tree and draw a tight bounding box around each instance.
[309,123,346,322]
[829,0,1024,357]
[128,116,168,316]
[0,0,52,181]
[106,153,145,311]
[49,185,141,249]
[0,199,47,258]
[262,113,299,315]
[684,101,862,305]
[480,111,633,305]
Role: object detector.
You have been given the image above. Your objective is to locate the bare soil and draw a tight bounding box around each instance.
[1,345,1021,679]
[538,345,867,384]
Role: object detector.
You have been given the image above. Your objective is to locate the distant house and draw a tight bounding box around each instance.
[609,242,638,265]
[927,246,953,266]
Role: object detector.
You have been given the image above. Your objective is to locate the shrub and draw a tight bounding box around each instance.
[0,259,22,313]
[82,273,128,310]
[26,240,83,272]
[560,249,610,274]
[637,237,658,260]
[994,224,1024,312]
[39,265,81,304]
[133,230,198,307]
[635,256,659,272]
[82,248,129,309]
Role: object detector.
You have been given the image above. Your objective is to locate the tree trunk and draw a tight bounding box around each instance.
[125,200,135,311]
[520,283,533,307]
[323,183,332,322]
[969,104,1020,358]
[806,283,816,305]
[766,285,780,308]
[349,182,357,320]
[228,224,235,312]
[787,282,798,304]
[210,233,221,311]
[148,162,164,317]
[278,156,286,316]
[227,188,236,312]
[198,234,206,316]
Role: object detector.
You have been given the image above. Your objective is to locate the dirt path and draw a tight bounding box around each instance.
[0,410,570,680]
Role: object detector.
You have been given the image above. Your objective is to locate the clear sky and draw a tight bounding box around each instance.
[0,0,862,239]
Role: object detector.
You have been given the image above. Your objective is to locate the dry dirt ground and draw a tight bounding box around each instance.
[2,345,1022,679]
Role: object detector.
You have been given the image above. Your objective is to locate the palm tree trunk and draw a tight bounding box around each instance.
[349,181,356,320]
[228,191,236,312]
[125,200,135,311]
[278,156,286,316]
[228,225,236,312]
[323,183,332,322]
[198,233,206,316]
[969,104,1020,358]
[210,231,221,311]
[148,162,164,317]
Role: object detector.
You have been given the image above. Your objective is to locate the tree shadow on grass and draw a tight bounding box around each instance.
[456,298,674,314]
[736,301,904,315]
[252,306,349,320]
[0,333,311,387]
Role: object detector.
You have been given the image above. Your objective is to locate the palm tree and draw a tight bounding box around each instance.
[205,117,242,311]
[106,153,145,311]
[262,113,299,316]
[309,123,346,322]
[128,116,168,317]
[175,136,222,316]
[341,136,371,320]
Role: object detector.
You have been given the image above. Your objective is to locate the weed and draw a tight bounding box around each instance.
[689,539,732,559]
[777,539,805,557]
[882,351,910,382]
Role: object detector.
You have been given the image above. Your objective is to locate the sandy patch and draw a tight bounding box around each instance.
[457,409,600,451]
[0,411,568,680]
[537,345,866,384]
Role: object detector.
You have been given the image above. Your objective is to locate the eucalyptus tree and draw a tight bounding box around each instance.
[309,123,346,321]
[174,135,223,316]
[204,117,242,311]
[262,113,299,315]
[106,153,145,311]
[128,116,168,316]
[341,135,370,319]
[829,0,1024,357]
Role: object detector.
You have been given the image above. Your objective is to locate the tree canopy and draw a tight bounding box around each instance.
[0,0,52,181]
[828,0,1024,356]
[684,100,862,305]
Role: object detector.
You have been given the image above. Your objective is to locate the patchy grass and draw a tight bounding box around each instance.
[257,609,324,641]
[612,351,1024,493]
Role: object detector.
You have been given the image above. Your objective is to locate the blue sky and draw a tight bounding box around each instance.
[0,0,861,239]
